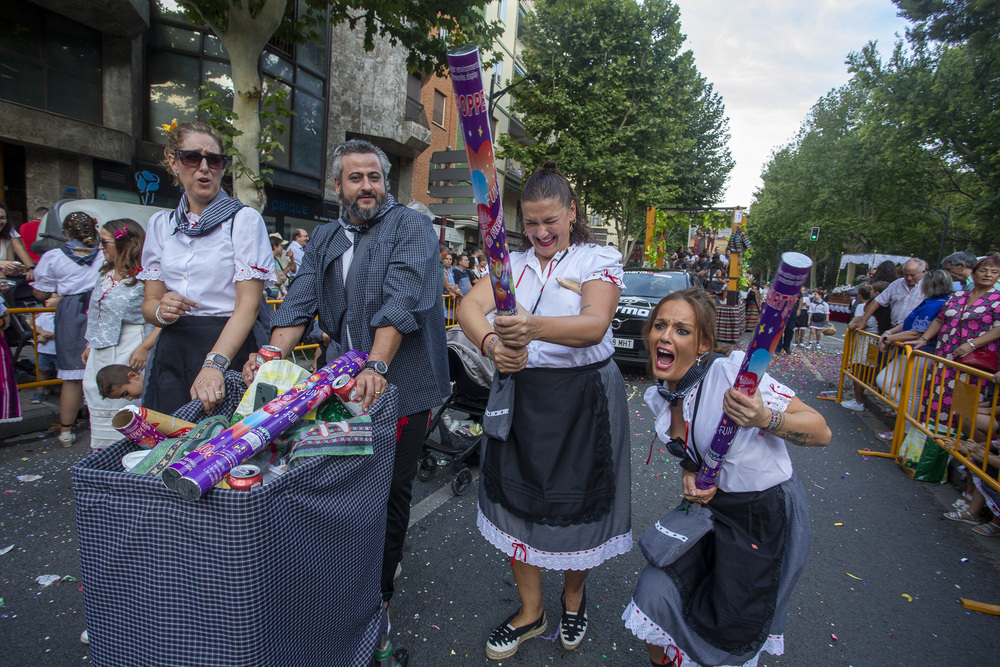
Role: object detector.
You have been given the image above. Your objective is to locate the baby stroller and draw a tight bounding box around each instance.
[418,325,494,496]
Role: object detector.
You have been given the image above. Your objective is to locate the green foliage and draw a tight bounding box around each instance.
[500,0,733,258]
[177,0,501,76]
[198,84,294,190]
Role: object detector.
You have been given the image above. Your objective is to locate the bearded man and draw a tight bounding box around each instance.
[246,138,449,607]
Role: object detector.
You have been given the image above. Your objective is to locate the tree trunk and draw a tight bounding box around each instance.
[215,0,286,212]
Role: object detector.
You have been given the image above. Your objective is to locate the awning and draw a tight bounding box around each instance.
[839,253,914,270]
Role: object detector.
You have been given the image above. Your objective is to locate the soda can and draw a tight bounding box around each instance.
[331,374,363,416]
[226,464,263,491]
[253,345,283,371]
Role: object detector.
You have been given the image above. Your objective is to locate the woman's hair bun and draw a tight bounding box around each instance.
[542,159,558,171]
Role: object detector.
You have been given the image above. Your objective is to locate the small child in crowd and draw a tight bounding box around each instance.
[31,296,60,404]
[96,364,144,401]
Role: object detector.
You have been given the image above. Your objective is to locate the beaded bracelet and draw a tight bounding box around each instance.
[764,408,780,432]
[480,331,498,356]
[201,361,225,372]
[486,336,499,362]
[154,304,172,326]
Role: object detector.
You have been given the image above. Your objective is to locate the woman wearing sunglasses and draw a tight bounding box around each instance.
[139,121,273,414]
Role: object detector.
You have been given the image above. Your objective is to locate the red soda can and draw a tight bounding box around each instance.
[253,345,283,371]
[331,374,363,416]
[227,464,263,491]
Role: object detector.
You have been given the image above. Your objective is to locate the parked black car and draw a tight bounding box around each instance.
[611,269,694,366]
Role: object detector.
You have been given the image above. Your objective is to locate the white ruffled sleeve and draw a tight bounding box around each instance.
[137,210,168,282]
[231,208,276,285]
[581,245,624,288]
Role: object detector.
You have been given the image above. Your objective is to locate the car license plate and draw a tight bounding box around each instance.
[613,337,633,349]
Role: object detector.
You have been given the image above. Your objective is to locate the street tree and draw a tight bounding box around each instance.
[166,0,500,210]
[500,0,732,260]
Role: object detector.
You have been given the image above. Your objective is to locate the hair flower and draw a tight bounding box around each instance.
[113,226,128,240]
[158,119,178,135]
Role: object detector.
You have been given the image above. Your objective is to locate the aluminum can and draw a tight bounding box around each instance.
[331,374,363,416]
[226,464,263,491]
[252,345,283,371]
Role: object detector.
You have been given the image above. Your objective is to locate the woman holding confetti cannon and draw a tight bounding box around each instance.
[623,283,830,667]
[458,162,631,660]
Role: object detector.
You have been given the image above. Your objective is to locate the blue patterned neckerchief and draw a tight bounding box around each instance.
[59,240,100,266]
[172,190,244,237]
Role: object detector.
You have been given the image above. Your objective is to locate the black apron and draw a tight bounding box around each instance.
[669,378,789,656]
[482,359,615,527]
[143,316,255,415]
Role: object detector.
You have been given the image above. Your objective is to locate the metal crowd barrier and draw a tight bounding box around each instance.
[8,306,60,391]
[837,329,1000,494]
[442,293,460,329]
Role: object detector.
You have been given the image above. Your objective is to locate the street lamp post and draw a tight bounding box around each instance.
[488,72,544,119]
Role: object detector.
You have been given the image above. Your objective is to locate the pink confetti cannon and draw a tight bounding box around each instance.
[447,46,517,315]
[163,350,368,500]
[696,252,813,490]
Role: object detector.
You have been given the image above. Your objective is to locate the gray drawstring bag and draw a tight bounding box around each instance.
[639,500,714,568]
[483,372,515,441]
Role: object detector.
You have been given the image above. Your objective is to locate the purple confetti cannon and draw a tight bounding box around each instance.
[695,252,813,490]
[163,350,368,500]
[447,46,517,316]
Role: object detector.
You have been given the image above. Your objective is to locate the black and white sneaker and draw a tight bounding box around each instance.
[558,588,587,650]
[485,610,547,660]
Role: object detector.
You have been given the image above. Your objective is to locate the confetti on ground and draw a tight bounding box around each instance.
[845,573,863,581]
[834,522,843,526]
[16,474,42,482]
[35,575,61,587]
[831,633,838,641]
[902,594,913,602]
[0,545,13,555]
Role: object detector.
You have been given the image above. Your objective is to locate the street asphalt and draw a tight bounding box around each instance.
[2,322,999,665]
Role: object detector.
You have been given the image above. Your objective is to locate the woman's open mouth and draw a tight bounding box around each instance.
[537,236,555,247]
[655,347,675,371]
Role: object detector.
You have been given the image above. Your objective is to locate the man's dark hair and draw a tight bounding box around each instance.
[941,251,977,269]
[96,364,136,399]
[331,139,391,182]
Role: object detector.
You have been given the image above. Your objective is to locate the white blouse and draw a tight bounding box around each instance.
[509,243,624,369]
[644,351,796,493]
[32,249,102,295]
[138,207,274,317]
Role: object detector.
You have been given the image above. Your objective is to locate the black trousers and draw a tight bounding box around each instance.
[381,408,429,602]
[780,318,795,352]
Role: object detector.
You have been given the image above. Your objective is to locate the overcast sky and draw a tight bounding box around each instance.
[671,0,912,207]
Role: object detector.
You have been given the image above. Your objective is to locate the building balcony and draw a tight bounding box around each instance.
[405,96,430,129]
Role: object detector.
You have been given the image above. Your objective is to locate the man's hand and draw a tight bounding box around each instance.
[354,368,387,412]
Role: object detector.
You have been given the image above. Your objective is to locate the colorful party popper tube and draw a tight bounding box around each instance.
[695,252,813,490]
[112,407,166,448]
[163,350,367,500]
[447,46,517,316]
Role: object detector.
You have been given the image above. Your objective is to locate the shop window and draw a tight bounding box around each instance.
[148,2,329,192]
[0,4,102,124]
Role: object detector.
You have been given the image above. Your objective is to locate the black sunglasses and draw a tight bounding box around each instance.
[175,149,228,170]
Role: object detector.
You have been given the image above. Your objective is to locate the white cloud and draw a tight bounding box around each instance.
[671,0,909,206]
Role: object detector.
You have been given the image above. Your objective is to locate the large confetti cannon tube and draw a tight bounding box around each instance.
[163,350,368,500]
[112,407,167,448]
[696,252,813,490]
[113,406,194,447]
[447,46,517,316]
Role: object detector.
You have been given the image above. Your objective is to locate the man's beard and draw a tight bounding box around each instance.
[342,188,388,223]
